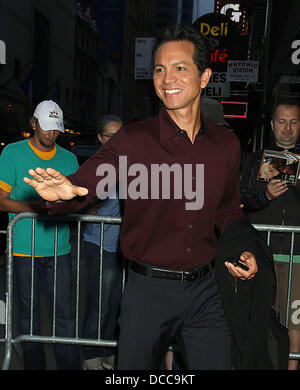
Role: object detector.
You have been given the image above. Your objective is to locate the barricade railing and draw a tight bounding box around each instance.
[1,212,123,370]
[1,216,300,368]
[0,228,7,360]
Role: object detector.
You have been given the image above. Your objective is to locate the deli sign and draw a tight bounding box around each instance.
[202,72,230,97]
[193,13,241,73]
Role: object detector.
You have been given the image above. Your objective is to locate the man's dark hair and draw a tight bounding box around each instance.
[152,24,210,75]
[97,114,123,136]
[272,97,300,119]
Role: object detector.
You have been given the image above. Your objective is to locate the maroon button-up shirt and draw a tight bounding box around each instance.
[48,108,244,269]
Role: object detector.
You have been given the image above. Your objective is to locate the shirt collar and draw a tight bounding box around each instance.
[200,113,218,143]
[28,139,56,160]
[269,142,300,153]
[159,106,215,144]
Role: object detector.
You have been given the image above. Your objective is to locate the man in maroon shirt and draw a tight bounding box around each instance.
[24,25,258,369]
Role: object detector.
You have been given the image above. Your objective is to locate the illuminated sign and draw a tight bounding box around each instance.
[193,12,238,38]
[220,3,242,23]
[193,13,240,73]
[221,101,248,118]
[0,40,6,64]
[200,22,229,36]
[215,0,247,34]
[210,49,228,63]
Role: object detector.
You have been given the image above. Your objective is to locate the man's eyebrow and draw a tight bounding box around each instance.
[154,61,190,67]
[276,117,299,120]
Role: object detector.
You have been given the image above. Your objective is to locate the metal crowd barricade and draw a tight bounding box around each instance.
[1,216,300,368]
[0,228,7,362]
[253,223,300,362]
[1,212,123,370]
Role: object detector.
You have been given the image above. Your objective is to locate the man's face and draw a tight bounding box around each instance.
[98,121,122,145]
[33,120,60,150]
[271,104,300,148]
[153,40,211,114]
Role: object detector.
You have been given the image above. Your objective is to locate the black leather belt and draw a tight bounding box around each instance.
[130,261,212,283]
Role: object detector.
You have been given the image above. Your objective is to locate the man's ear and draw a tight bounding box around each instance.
[97,134,103,144]
[200,68,212,89]
[270,120,274,131]
[30,117,36,130]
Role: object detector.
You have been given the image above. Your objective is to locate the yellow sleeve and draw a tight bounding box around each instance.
[0,180,12,193]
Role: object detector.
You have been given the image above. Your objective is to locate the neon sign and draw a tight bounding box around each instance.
[220,4,242,23]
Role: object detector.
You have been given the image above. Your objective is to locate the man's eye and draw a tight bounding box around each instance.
[177,66,185,71]
[154,68,163,73]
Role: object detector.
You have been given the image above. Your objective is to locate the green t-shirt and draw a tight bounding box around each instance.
[0,139,79,256]
[273,254,300,263]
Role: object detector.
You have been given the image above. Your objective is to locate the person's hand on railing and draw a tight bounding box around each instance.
[23,167,88,202]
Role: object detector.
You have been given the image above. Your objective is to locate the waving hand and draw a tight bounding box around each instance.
[23,167,88,202]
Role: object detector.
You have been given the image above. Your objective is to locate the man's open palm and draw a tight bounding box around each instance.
[23,167,88,202]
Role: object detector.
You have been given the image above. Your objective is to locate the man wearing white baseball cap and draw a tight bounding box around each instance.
[0,100,80,369]
[33,100,65,133]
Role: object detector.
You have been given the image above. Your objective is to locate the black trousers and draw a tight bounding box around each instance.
[117,263,231,370]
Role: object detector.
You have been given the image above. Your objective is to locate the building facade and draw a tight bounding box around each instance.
[0,0,77,142]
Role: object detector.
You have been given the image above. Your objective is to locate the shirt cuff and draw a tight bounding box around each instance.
[257,191,270,206]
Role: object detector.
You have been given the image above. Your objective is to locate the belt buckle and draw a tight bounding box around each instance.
[182,268,203,282]
[182,270,192,283]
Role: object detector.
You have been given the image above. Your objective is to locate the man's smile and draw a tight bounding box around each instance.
[164,88,182,95]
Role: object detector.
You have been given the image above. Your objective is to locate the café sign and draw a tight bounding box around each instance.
[193,13,240,73]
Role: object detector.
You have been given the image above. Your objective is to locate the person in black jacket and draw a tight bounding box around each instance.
[215,218,289,370]
[240,98,300,370]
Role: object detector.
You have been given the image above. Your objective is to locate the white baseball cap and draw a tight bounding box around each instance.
[33,100,65,132]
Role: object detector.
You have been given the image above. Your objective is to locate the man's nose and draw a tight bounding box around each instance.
[164,69,176,84]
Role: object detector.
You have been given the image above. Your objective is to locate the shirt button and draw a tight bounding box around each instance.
[186,248,191,252]
[174,136,179,140]
[189,224,193,228]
